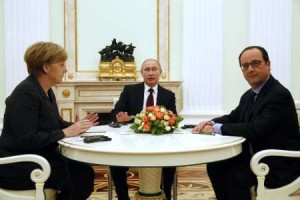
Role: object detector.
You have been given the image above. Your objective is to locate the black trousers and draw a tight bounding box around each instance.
[206,153,256,200]
[0,157,95,200]
[110,166,176,200]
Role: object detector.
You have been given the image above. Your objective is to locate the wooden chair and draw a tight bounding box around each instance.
[0,154,57,200]
[250,149,300,200]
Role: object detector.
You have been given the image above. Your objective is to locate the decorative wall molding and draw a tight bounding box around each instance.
[157,0,170,80]
[64,0,170,81]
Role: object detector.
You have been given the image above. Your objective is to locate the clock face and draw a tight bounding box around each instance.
[113,62,122,72]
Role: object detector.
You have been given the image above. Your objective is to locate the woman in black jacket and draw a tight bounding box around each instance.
[0,41,98,200]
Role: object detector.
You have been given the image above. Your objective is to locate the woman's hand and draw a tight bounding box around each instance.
[63,120,94,137]
[63,112,99,137]
[76,112,99,126]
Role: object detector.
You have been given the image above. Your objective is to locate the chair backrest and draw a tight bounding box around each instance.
[0,154,54,200]
[250,149,300,200]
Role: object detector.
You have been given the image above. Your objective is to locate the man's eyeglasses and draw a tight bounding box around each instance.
[240,60,263,71]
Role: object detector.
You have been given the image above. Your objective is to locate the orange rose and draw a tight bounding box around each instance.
[154,111,164,120]
[144,123,152,132]
[146,106,154,112]
[168,118,175,125]
[142,116,150,122]
[130,105,183,135]
[152,106,161,112]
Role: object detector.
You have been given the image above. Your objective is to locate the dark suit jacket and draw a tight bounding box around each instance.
[0,75,71,177]
[110,83,177,122]
[212,75,300,187]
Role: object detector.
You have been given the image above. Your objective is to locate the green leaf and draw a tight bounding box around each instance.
[152,127,157,135]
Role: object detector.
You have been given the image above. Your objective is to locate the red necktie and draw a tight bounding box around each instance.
[146,88,154,107]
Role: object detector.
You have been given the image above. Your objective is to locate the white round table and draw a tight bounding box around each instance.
[58,124,245,199]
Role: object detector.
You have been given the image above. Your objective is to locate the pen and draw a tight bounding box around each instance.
[192,132,215,136]
[84,130,106,133]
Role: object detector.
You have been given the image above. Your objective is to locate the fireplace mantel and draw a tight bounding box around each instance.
[54,81,182,122]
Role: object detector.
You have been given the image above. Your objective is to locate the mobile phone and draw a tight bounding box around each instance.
[181,124,196,129]
[83,135,112,143]
[108,122,121,128]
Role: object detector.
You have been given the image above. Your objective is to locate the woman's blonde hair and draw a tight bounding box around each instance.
[24,41,68,76]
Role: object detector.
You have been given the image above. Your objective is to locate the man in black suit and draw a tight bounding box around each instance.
[193,46,300,200]
[110,59,177,200]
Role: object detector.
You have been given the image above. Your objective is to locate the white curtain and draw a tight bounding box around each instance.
[249,0,292,88]
[181,0,224,121]
[4,0,49,96]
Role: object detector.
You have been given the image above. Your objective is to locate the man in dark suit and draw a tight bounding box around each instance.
[110,59,177,200]
[193,46,300,200]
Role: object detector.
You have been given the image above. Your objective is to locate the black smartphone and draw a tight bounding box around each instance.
[83,135,112,143]
[108,122,121,128]
[181,124,196,129]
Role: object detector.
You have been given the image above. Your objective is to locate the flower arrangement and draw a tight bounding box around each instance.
[130,106,184,135]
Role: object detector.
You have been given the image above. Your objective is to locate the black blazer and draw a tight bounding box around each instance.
[0,75,71,177]
[110,83,177,122]
[213,75,300,187]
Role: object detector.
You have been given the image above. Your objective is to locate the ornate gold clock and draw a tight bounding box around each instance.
[97,39,137,81]
[98,56,137,81]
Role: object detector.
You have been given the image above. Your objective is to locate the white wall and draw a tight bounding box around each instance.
[76,0,157,71]
[49,0,64,46]
[170,0,183,81]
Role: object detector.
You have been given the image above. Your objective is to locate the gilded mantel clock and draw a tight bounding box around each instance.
[97,39,137,81]
[98,56,137,81]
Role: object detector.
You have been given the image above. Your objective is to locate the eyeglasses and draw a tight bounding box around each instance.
[240,60,263,71]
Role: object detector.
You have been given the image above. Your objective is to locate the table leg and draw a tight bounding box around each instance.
[135,168,165,200]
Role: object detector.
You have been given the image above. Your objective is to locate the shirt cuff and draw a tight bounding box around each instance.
[212,123,222,135]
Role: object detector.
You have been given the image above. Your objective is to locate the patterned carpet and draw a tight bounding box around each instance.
[89,164,216,200]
